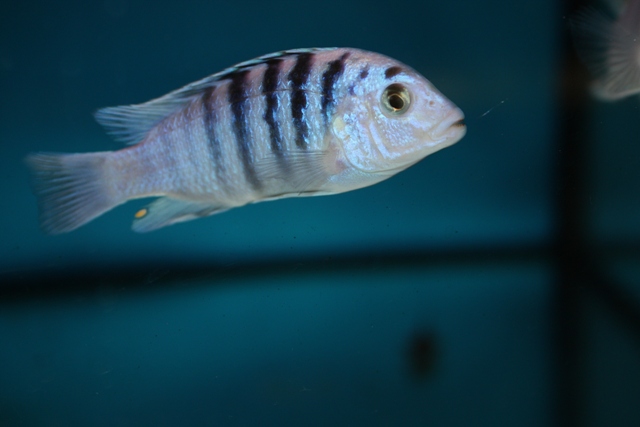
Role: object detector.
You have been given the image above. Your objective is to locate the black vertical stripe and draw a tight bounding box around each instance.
[228,70,261,191]
[321,52,350,125]
[262,58,291,179]
[288,52,314,149]
[384,66,403,79]
[202,87,226,184]
[262,59,283,154]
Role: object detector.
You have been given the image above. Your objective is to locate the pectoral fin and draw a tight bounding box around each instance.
[255,150,332,195]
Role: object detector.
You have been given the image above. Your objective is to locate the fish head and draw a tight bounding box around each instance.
[332,57,466,175]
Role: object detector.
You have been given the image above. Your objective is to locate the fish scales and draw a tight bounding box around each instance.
[164,49,349,200]
[26,47,466,233]
[159,51,330,197]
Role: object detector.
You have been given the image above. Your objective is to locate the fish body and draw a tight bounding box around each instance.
[572,0,640,100]
[26,47,466,233]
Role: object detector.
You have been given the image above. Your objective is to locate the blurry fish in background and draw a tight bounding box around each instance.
[407,331,439,380]
[26,48,466,234]
[606,0,628,14]
[571,0,640,101]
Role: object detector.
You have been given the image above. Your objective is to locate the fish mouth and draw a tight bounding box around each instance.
[430,108,467,142]
[451,118,466,128]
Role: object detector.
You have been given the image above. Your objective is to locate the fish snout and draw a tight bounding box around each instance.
[430,108,466,142]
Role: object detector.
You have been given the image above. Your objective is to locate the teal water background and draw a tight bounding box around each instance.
[1,0,639,426]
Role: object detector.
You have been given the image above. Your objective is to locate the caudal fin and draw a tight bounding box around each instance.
[26,152,121,234]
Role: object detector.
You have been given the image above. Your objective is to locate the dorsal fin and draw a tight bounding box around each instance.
[94,47,336,145]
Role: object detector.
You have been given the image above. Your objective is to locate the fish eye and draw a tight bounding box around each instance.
[381,84,411,115]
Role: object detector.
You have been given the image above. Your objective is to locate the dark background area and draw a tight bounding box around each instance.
[0,0,638,426]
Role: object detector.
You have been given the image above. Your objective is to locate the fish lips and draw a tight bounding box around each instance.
[428,108,466,145]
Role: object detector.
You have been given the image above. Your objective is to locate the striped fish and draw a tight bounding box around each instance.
[26,47,466,234]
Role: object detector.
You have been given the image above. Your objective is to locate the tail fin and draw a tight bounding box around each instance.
[26,152,121,234]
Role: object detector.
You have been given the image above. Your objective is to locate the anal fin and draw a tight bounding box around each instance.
[132,197,229,233]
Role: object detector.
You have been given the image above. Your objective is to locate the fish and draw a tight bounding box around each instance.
[26,47,466,234]
[571,0,640,100]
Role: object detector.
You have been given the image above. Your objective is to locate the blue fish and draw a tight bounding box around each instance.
[26,48,466,233]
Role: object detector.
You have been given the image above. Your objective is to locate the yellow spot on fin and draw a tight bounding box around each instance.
[134,208,148,219]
